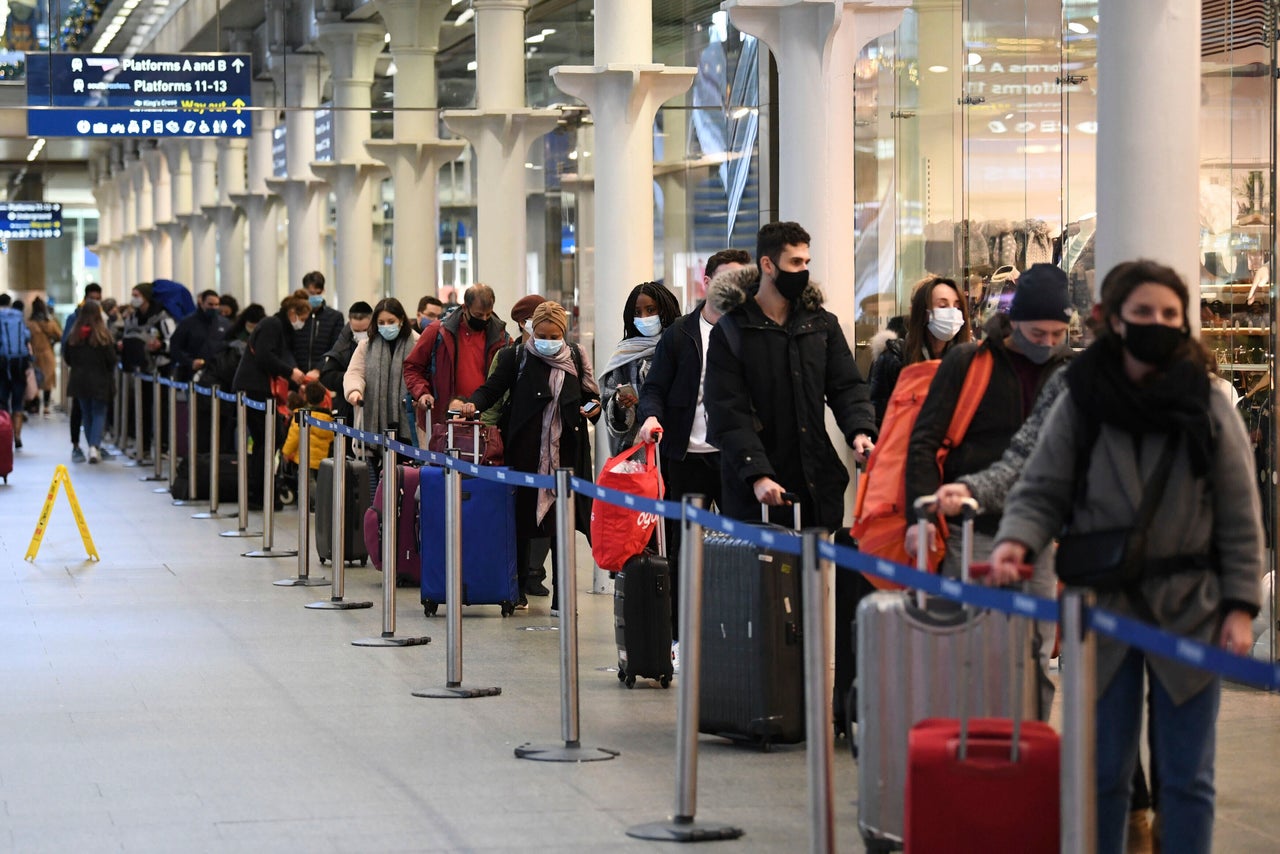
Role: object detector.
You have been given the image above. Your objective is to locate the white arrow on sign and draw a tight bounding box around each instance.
[233,119,246,134]
[232,58,245,73]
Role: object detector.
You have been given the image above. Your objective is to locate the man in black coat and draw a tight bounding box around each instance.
[704,221,876,531]
[293,271,344,377]
[637,248,750,649]
[170,289,231,384]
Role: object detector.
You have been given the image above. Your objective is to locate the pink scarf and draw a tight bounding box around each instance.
[525,339,597,522]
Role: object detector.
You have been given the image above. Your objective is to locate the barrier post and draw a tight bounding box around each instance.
[172,382,200,505]
[287,412,336,589]
[108,364,124,452]
[628,495,743,841]
[124,373,145,466]
[220,392,261,538]
[161,381,179,493]
[413,436,500,699]
[802,529,836,854]
[192,386,234,519]
[353,430,429,643]
[516,468,618,761]
[245,401,295,558]
[139,375,165,482]
[1061,590,1097,854]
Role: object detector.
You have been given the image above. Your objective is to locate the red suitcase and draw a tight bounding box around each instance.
[0,409,12,482]
[904,572,1060,854]
[363,464,422,586]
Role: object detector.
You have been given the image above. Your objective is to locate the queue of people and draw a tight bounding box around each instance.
[1,224,1263,854]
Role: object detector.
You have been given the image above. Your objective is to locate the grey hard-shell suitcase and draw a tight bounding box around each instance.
[854,497,1037,852]
[698,500,804,749]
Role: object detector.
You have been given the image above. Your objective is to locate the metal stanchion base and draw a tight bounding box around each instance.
[274,576,331,587]
[191,510,237,519]
[220,529,262,538]
[123,459,143,468]
[514,742,619,763]
[152,486,172,494]
[305,599,370,609]
[243,549,299,558]
[171,499,197,506]
[412,684,501,698]
[139,473,165,482]
[353,634,431,647]
[626,818,744,843]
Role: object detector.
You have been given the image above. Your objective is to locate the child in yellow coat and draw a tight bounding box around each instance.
[282,381,335,494]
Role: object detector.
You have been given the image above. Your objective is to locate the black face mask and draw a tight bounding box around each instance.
[773,267,809,302]
[1122,322,1186,366]
[203,308,220,321]
[466,313,488,332]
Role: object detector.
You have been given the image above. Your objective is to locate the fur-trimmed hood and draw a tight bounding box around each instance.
[870,329,899,361]
[706,265,827,315]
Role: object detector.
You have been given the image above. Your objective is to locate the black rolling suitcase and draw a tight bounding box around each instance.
[614,509,674,689]
[170,453,237,501]
[315,456,371,566]
[699,500,805,748]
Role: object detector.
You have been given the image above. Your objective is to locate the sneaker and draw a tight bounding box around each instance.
[549,607,560,618]
[88,447,100,464]
[525,579,550,597]
[14,439,21,450]
[71,445,86,463]
[671,641,681,675]
[515,594,529,610]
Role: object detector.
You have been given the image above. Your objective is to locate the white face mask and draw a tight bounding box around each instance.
[927,306,965,342]
[291,318,306,331]
[130,296,143,308]
[633,315,662,337]
[353,330,369,342]
[523,319,534,337]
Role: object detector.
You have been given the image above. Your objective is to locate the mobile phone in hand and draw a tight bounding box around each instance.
[582,400,601,415]
[617,384,637,399]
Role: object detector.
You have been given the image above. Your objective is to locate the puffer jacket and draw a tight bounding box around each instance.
[704,266,875,530]
[867,331,905,427]
[291,304,345,373]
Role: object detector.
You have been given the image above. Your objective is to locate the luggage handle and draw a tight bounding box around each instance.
[760,492,801,530]
[651,429,667,559]
[444,410,485,464]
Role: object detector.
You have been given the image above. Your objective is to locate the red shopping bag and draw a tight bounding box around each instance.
[590,441,663,571]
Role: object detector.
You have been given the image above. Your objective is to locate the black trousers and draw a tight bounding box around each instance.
[661,451,721,642]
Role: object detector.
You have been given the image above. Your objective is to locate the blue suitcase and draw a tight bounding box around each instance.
[418,464,519,617]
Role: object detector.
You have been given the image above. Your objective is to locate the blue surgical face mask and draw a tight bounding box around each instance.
[378,324,400,341]
[308,294,324,309]
[633,315,662,337]
[534,338,564,357]
[419,315,436,330]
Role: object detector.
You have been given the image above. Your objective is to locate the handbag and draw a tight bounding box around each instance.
[1055,436,1177,589]
[428,419,504,465]
[590,440,663,571]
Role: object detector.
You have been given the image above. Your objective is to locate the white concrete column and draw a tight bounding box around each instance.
[367,0,465,307]
[727,0,908,327]
[446,0,560,315]
[208,139,249,301]
[129,154,155,282]
[180,140,219,295]
[1096,1,1200,304]
[265,52,329,295]
[313,21,387,310]
[232,79,284,309]
[144,147,173,279]
[114,155,135,296]
[162,141,195,288]
[551,4,696,355]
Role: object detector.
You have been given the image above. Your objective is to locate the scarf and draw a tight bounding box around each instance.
[526,338,599,522]
[1066,340,1213,477]
[363,333,416,439]
[599,334,658,378]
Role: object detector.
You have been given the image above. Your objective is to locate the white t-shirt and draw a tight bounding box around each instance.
[686,313,717,454]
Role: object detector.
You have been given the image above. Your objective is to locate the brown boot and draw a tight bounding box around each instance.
[1127,809,1154,854]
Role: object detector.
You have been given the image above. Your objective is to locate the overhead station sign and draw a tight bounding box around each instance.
[0,203,63,240]
[24,52,252,139]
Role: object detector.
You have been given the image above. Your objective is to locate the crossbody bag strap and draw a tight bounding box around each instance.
[1124,434,1180,568]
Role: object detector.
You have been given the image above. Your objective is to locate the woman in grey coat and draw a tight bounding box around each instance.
[989,259,1262,854]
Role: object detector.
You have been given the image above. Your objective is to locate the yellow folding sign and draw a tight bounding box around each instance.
[25,465,99,562]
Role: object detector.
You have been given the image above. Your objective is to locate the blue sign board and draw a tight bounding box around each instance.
[0,202,62,240]
[25,52,252,139]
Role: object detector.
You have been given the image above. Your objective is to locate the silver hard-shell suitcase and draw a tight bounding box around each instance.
[854,497,1038,852]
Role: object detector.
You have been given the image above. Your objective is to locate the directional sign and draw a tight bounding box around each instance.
[0,202,63,240]
[25,52,252,139]
[314,106,333,162]
[273,126,288,178]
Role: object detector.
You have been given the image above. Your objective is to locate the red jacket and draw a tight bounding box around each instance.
[403,310,510,431]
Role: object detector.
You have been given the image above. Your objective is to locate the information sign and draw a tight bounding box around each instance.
[25,52,252,139]
[0,202,62,240]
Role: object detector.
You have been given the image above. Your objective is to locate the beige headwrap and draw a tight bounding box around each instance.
[530,301,568,336]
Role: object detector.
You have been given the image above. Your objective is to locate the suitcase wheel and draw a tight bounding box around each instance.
[500,601,515,618]
[861,831,896,853]
[423,600,439,617]
[616,668,627,683]
[624,675,636,689]
[359,558,367,567]
[659,675,670,689]
[318,557,328,565]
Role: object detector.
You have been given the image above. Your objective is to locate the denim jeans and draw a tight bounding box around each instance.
[80,398,109,450]
[1096,647,1219,854]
